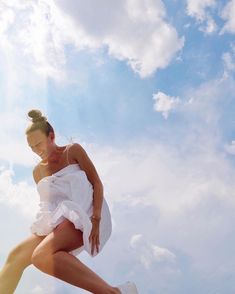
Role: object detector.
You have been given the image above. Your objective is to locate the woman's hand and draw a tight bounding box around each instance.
[89,219,100,256]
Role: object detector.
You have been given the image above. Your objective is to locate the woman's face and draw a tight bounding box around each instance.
[27,129,54,159]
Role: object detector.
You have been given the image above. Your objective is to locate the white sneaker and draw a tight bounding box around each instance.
[117,281,139,294]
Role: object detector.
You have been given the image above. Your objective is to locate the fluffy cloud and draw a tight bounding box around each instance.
[2,105,235,292]
[221,0,235,34]
[0,165,39,218]
[130,234,177,270]
[0,0,184,80]
[186,0,217,33]
[0,0,68,81]
[152,91,181,119]
[54,0,184,78]
[222,43,235,77]
[186,0,216,21]
[222,52,235,72]
[1,2,235,292]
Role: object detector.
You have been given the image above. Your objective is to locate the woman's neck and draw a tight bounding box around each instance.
[40,145,66,166]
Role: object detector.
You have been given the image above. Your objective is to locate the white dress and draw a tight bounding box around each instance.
[30,162,112,258]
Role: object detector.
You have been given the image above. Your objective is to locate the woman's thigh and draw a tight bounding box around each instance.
[31,218,84,261]
[5,233,46,269]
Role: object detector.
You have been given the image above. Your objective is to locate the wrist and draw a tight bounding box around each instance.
[90,215,101,222]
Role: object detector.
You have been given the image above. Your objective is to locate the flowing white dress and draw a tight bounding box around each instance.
[30,162,112,258]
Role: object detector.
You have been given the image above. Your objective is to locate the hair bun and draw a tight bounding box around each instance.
[28,109,47,123]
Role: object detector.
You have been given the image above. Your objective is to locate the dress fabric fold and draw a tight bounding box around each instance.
[30,163,112,257]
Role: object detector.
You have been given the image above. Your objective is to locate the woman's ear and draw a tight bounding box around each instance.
[49,131,55,141]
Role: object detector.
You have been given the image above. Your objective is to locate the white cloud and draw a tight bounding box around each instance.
[224,140,235,155]
[203,15,217,34]
[0,165,39,219]
[22,274,58,294]
[2,107,235,292]
[0,0,68,82]
[151,245,176,264]
[0,0,184,81]
[221,0,235,34]
[0,2,235,289]
[93,76,235,217]
[101,138,234,214]
[130,234,142,248]
[130,234,176,270]
[186,0,216,21]
[222,52,235,72]
[30,285,45,294]
[186,0,217,33]
[152,91,181,119]
[54,0,184,78]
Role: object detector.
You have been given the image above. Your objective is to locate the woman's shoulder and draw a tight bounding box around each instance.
[69,142,87,151]
[68,142,87,155]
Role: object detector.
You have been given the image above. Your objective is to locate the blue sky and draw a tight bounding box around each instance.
[1,0,235,293]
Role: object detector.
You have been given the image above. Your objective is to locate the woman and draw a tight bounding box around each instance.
[0,109,138,294]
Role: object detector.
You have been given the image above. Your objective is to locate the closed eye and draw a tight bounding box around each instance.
[30,143,40,149]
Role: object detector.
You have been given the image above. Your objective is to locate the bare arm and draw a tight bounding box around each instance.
[71,143,103,219]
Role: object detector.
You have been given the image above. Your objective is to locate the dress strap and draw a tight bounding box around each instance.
[66,143,72,165]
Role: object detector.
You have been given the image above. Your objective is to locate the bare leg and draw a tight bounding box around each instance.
[33,250,121,294]
[0,263,25,294]
[31,219,121,294]
[0,233,46,294]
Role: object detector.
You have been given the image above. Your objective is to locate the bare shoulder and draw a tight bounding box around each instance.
[70,142,86,153]
[70,142,103,186]
[69,142,91,162]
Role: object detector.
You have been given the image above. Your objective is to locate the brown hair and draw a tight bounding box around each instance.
[25,109,54,137]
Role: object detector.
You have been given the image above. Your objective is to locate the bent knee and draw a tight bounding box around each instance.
[31,249,48,268]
